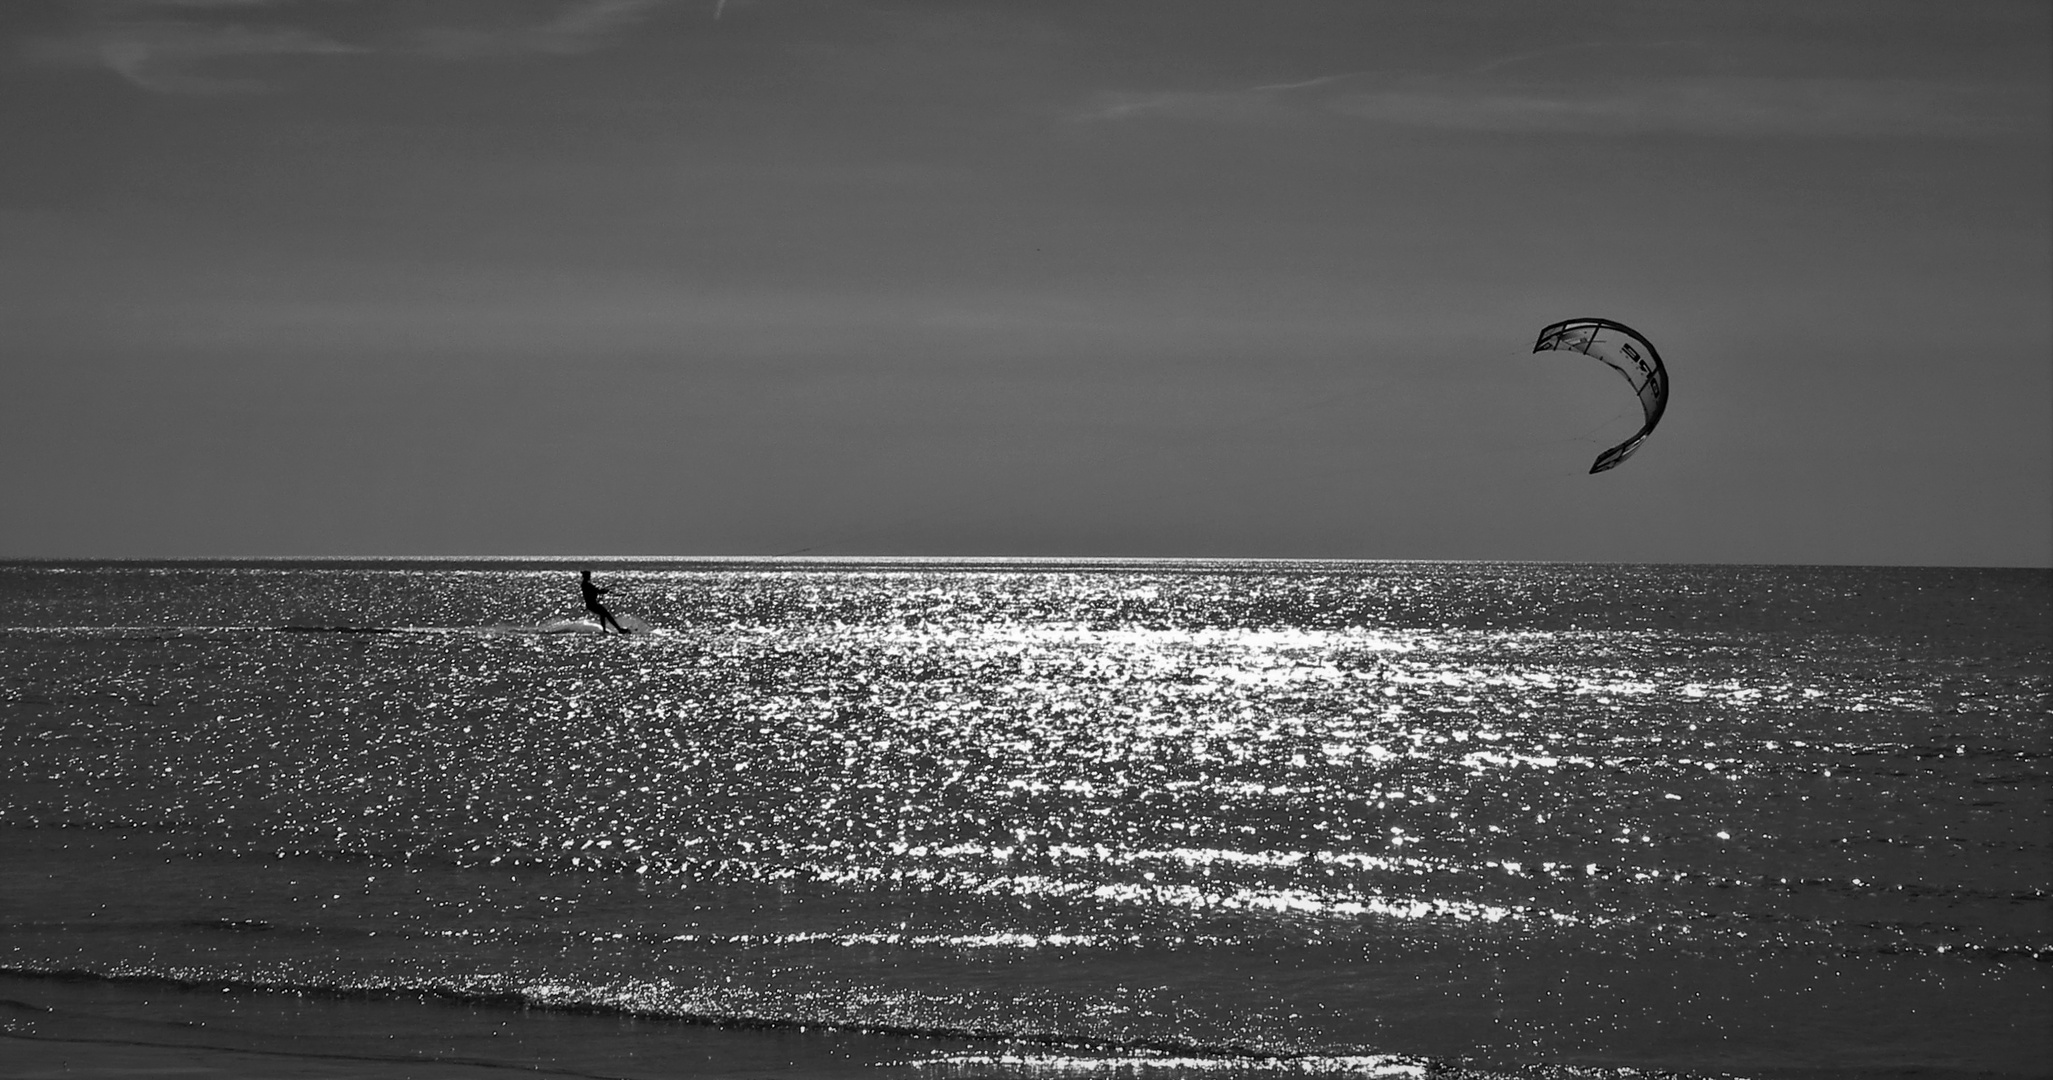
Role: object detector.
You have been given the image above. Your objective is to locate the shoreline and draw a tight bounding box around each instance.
[3,1032,609,1080]
[0,967,1326,1065]
[14,973,2026,1080]
[0,973,974,1080]
[0,973,1605,1080]
[1,974,1476,1080]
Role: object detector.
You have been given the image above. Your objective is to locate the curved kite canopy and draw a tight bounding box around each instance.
[1533,317,1669,474]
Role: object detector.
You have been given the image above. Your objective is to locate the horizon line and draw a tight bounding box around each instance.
[2,555,2046,571]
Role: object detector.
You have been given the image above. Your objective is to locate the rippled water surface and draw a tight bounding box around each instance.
[1,561,2047,1077]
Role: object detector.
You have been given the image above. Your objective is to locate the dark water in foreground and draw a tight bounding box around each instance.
[1,560,2047,1078]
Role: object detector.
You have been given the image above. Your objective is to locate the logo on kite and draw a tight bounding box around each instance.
[1532,317,1669,474]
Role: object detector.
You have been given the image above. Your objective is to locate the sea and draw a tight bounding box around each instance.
[1,560,2046,1079]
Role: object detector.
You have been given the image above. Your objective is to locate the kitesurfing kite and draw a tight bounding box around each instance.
[1532,317,1669,473]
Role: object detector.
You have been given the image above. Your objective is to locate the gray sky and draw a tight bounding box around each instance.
[3,0,2048,564]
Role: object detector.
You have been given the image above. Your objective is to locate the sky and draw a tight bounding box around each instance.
[2,0,2048,564]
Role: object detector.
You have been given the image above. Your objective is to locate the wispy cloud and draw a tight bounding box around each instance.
[1084,90,1288,125]
[1331,78,2049,139]
[98,22,358,94]
[413,0,667,60]
[22,1,357,94]
[29,0,673,94]
[1080,73,1373,125]
[1086,71,2047,141]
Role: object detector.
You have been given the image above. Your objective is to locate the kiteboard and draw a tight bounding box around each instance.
[529,614,651,635]
[480,612,656,635]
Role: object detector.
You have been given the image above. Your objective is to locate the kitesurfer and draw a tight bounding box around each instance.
[579,570,628,634]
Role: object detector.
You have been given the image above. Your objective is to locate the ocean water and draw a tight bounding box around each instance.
[1,560,2046,1079]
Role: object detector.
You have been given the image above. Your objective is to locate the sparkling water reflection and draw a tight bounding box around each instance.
[1,562,2046,1076]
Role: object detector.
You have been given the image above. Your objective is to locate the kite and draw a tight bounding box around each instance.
[1532,317,1669,473]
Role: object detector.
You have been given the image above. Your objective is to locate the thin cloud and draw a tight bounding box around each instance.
[1081,72,1387,125]
[101,0,294,8]
[1330,78,2049,139]
[1083,89,1296,125]
[28,0,673,94]
[412,0,668,59]
[1466,40,1675,76]
[93,21,358,94]
[21,0,357,94]
[1247,72,1376,94]
[1086,70,2047,141]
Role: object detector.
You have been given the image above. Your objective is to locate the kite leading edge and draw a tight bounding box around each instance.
[1532,317,1669,474]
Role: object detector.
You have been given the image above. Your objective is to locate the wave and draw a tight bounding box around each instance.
[0,966,1387,1065]
[26,962,2015,1078]
[0,1031,639,1080]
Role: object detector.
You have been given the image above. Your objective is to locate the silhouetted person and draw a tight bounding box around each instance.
[580,570,627,634]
